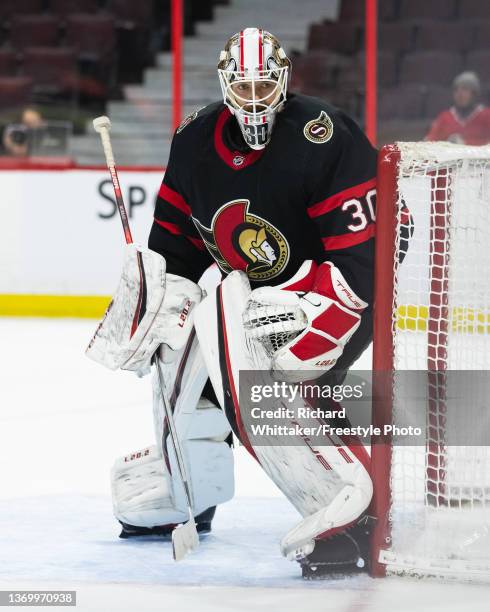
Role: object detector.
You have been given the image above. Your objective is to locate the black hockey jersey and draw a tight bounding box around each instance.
[148,94,377,304]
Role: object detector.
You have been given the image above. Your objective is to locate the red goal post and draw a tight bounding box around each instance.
[370,144,398,577]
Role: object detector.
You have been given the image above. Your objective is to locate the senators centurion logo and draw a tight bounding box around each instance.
[303,111,334,144]
[193,200,290,282]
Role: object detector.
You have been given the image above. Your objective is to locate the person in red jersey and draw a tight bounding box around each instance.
[426,72,490,145]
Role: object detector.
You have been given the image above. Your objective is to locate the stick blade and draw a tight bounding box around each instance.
[172,518,199,561]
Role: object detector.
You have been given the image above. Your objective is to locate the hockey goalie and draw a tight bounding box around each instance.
[86,28,376,577]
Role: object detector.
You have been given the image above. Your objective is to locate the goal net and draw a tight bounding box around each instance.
[371,142,490,581]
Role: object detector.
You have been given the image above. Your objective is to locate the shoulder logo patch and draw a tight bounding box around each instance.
[303,111,334,144]
[176,107,203,133]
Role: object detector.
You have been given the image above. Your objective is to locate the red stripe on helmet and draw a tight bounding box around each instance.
[239,30,244,72]
[258,29,263,71]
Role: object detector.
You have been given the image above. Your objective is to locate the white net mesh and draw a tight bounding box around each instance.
[384,142,490,580]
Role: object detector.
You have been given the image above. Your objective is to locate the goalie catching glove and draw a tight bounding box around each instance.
[86,244,202,372]
[244,261,367,379]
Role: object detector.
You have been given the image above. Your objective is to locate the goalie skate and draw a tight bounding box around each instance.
[118,506,217,539]
[280,482,372,562]
[300,515,374,579]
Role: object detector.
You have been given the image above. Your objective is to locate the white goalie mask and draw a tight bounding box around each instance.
[218,28,291,150]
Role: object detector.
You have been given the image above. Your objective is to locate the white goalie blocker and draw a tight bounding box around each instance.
[86,248,234,531]
[194,266,372,561]
[86,243,202,372]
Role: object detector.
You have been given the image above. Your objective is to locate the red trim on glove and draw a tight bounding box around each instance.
[312,262,335,298]
[313,302,359,341]
[280,261,318,292]
[289,331,337,360]
[313,262,366,312]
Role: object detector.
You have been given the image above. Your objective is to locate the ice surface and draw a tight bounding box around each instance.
[1,319,489,611]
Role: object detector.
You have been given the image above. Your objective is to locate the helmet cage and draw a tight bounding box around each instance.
[218,66,288,149]
[218,65,288,113]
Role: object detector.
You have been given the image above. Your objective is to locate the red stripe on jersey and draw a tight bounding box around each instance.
[239,30,244,72]
[322,224,375,251]
[187,236,206,251]
[258,29,263,71]
[158,183,191,216]
[153,218,205,250]
[307,178,377,218]
[154,218,181,235]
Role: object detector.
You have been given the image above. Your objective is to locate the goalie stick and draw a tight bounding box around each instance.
[93,115,199,561]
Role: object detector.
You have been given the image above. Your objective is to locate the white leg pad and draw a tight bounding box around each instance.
[194,270,373,558]
[111,399,234,528]
[111,445,184,527]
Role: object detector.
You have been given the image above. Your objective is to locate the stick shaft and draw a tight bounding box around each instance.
[108,163,133,245]
[98,127,133,245]
[155,353,194,514]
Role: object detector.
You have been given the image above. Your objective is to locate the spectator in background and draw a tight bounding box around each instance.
[426,72,490,145]
[2,106,45,157]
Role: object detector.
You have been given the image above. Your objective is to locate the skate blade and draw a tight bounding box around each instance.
[302,558,366,580]
[172,518,199,561]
